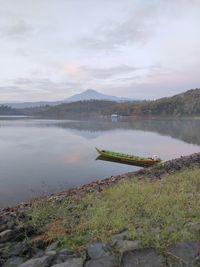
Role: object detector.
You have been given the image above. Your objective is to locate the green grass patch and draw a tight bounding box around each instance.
[28,167,200,250]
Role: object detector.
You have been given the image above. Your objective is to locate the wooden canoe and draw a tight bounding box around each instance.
[96,148,161,167]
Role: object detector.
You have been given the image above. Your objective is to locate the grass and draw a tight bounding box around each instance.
[27,167,200,251]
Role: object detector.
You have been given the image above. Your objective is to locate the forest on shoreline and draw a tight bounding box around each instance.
[1,88,200,117]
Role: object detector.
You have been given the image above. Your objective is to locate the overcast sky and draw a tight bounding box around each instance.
[0,0,200,102]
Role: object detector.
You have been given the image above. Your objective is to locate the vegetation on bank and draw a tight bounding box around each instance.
[0,105,23,115]
[21,88,200,117]
[1,88,200,117]
[26,167,200,251]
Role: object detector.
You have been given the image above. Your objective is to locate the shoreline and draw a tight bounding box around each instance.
[0,152,199,266]
[1,151,200,216]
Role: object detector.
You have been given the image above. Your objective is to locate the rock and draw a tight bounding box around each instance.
[0,243,13,259]
[30,235,48,249]
[3,256,25,266]
[85,256,118,267]
[112,230,129,241]
[114,240,141,253]
[8,241,31,257]
[0,214,17,232]
[87,242,108,259]
[23,225,36,236]
[46,250,57,256]
[46,242,59,252]
[18,255,53,267]
[166,242,200,266]
[52,249,75,264]
[121,248,165,267]
[51,257,83,267]
[0,230,15,243]
[0,258,5,267]
[188,222,200,233]
[32,249,45,258]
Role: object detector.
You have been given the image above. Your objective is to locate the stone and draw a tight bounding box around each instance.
[112,230,129,241]
[32,249,45,258]
[188,222,200,233]
[46,242,59,252]
[51,258,83,267]
[52,249,75,264]
[46,250,57,256]
[166,242,200,266]
[18,255,53,267]
[87,242,108,259]
[30,235,48,249]
[121,248,165,267]
[85,256,118,267]
[0,230,15,243]
[114,240,141,253]
[3,256,25,266]
[0,258,5,266]
[8,241,30,257]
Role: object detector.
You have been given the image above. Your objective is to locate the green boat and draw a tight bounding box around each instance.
[96,148,161,167]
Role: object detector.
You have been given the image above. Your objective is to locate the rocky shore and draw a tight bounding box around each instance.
[0,152,200,266]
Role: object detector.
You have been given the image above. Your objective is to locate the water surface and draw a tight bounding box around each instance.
[0,117,199,208]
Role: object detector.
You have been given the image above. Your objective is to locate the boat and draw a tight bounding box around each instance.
[111,113,118,118]
[96,148,162,167]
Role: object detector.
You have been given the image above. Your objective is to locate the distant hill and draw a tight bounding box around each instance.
[99,88,200,117]
[3,89,132,109]
[136,88,200,116]
[25,100,117,118]
[24,88,200,117]
[2,88,199,117]
[0,105,23,115]
[3,101,61,109]
[64,89,130,102]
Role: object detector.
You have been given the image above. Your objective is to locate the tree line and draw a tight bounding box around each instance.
[1,88,200,117]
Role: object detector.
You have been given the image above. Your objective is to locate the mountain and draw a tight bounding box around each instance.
[3,101,61,109]
[3,88,199,117]
[105,88,200,116]
[141,88,200,116]
[64,89,129,102]
[25,88,200,117]
[3,89,132,109]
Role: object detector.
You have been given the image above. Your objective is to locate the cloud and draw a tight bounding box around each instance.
[79,4,157,51]
[0,0,200,101]
[82,65,140,79]
[0,77,86,102]
[0,19,32,40]
[63,64,142,81]
[9,77,82,91]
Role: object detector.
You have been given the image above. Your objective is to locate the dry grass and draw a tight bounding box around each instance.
[28,167,200,250]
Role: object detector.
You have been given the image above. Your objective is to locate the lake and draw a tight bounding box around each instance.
[0,117,200,208]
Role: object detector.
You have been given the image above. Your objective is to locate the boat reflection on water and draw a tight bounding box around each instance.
[96,155,146,167]
[111,113,118,122]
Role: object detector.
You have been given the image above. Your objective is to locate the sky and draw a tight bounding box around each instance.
[0,0,200,102]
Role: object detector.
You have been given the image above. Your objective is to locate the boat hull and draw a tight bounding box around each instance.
[96,148,161,167]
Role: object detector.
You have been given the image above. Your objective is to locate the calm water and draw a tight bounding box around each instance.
[0,117,200,208]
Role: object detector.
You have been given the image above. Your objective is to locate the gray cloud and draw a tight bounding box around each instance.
[82,65,141,79]
[0,19,32,40]
[79,5,156,51]
[0,86,27,94]
[1,77,85,101]
[9,78,82,90]
[114,75,141,82]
